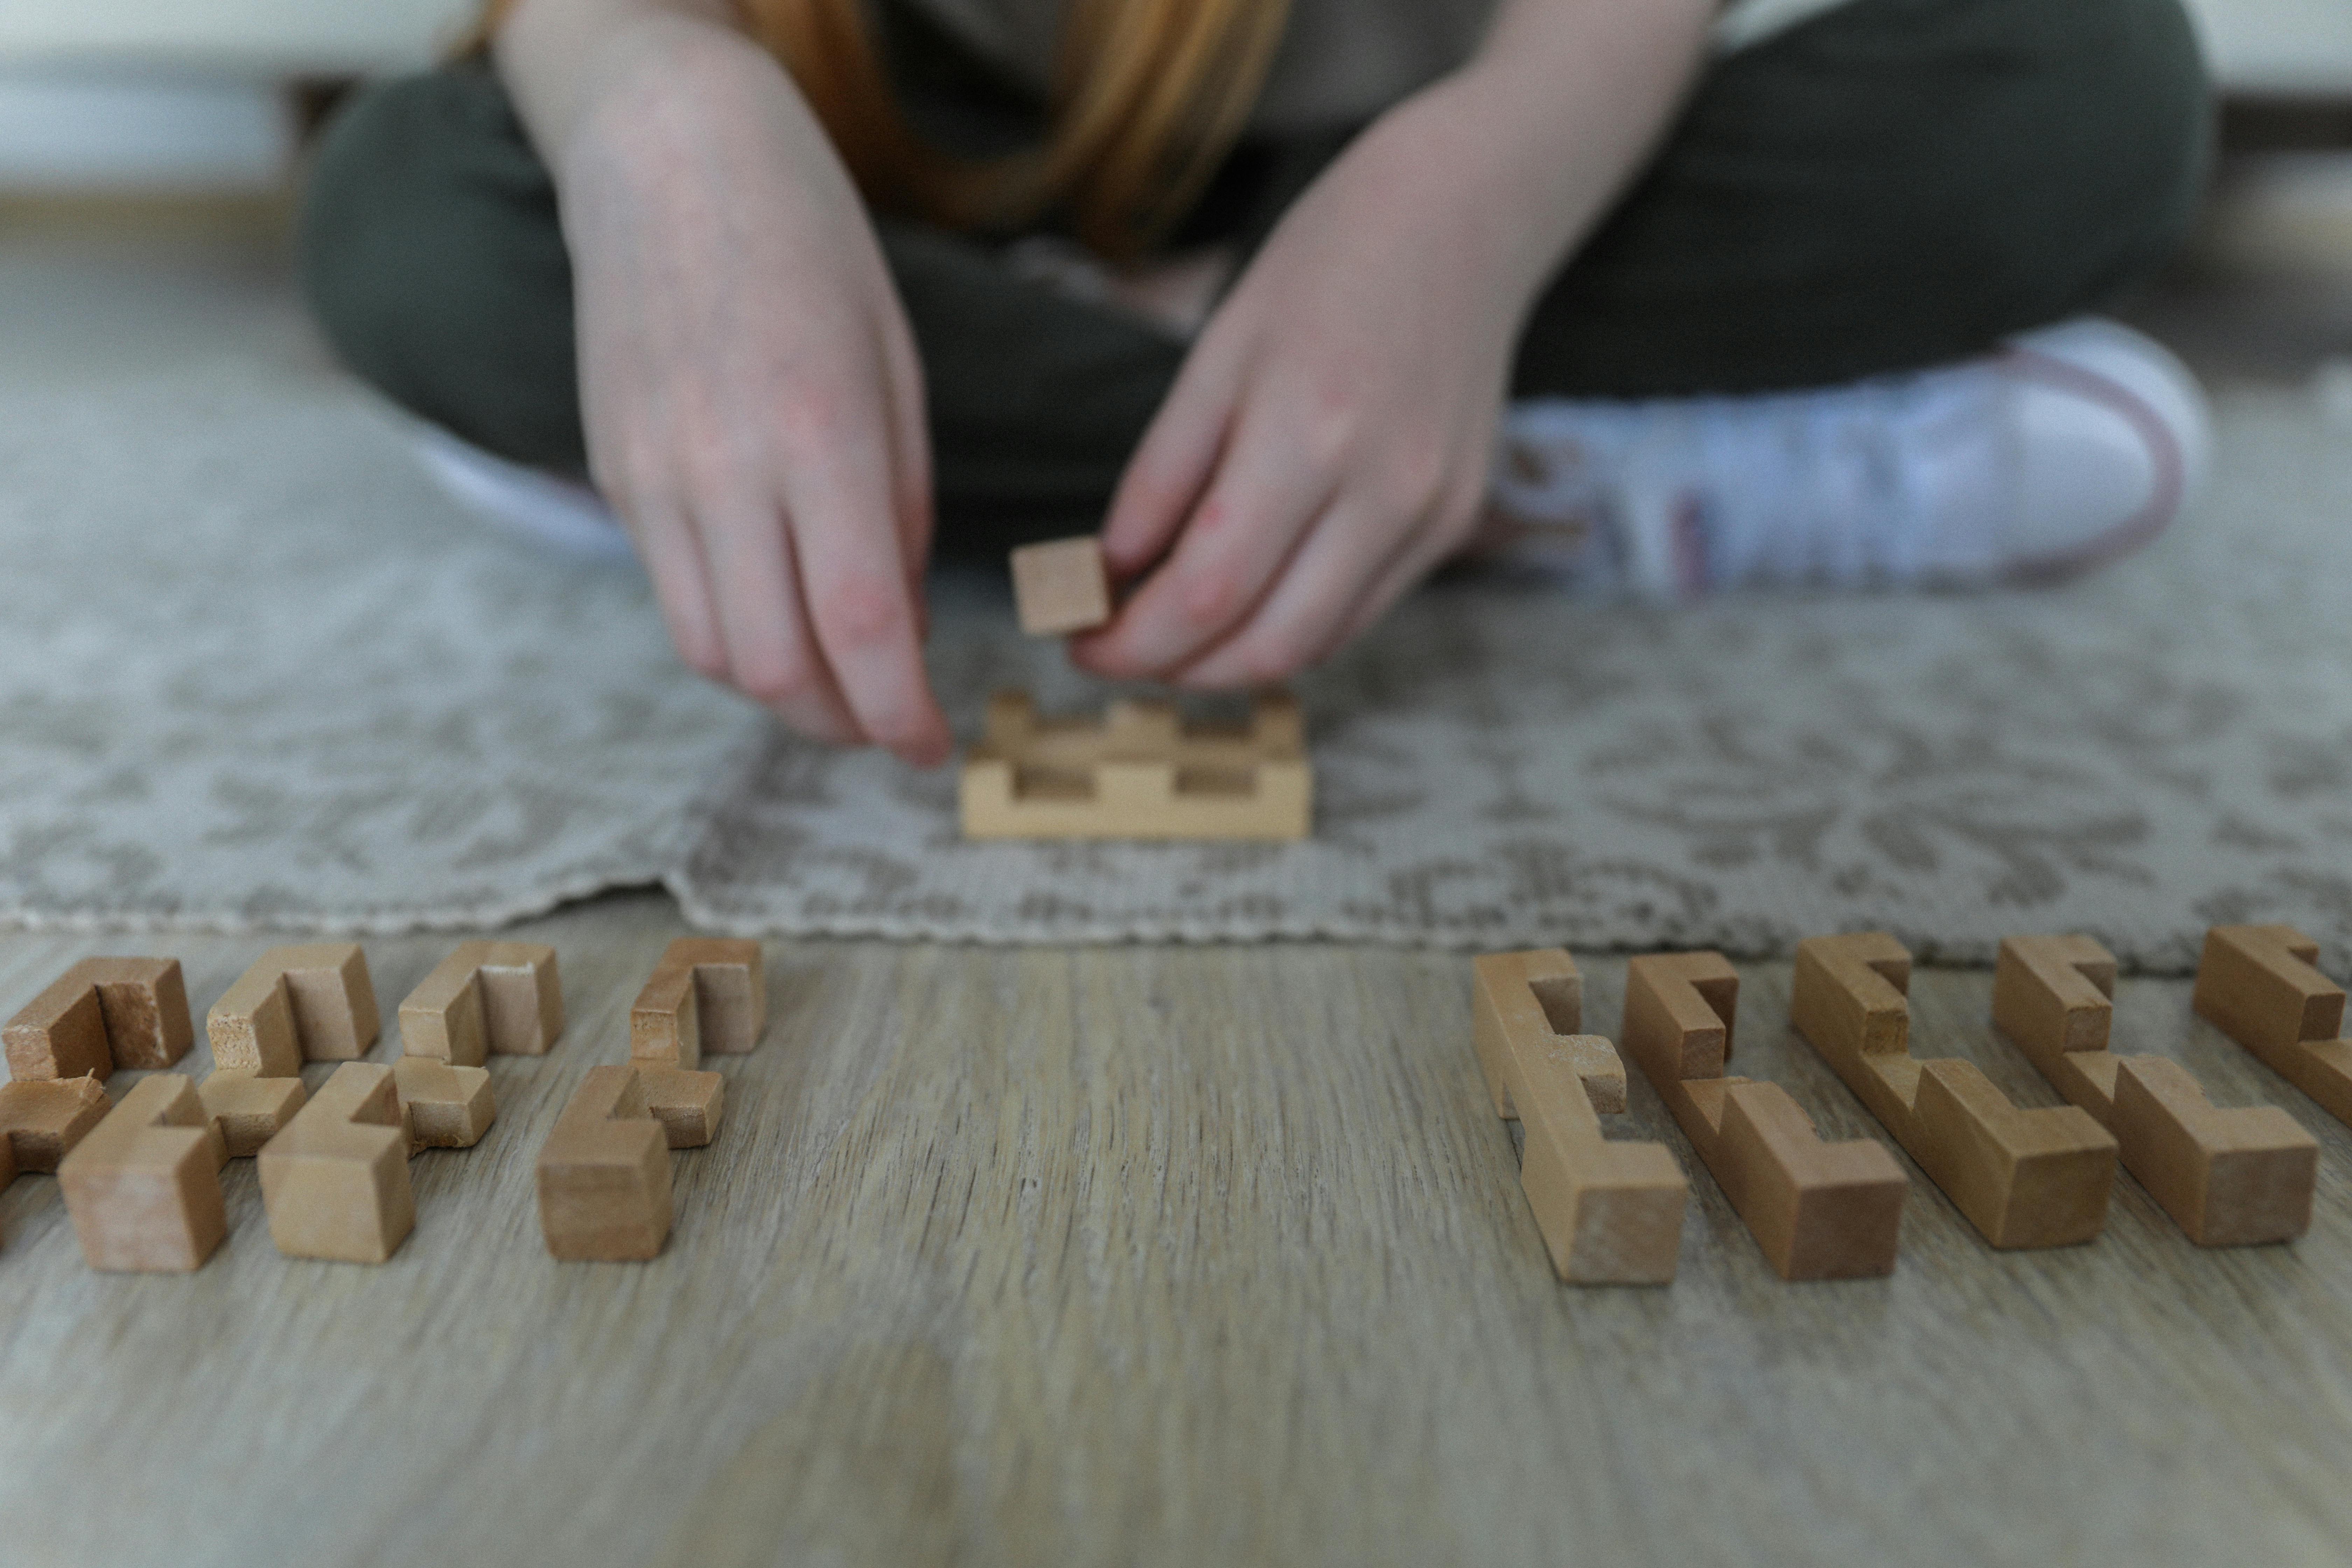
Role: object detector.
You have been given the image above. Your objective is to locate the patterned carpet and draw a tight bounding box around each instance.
[4,353,2348,972]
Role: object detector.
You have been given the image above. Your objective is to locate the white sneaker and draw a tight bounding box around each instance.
[408,424,638,565]
[1484,316,2211,599]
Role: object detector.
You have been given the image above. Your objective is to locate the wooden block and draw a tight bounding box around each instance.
[212,944,379,1062]
[0,1076,113,1172]
[1468,947,1589,1117]
[1792,933,2116,1249]
[537,1066,674,1261]
[1624,953,1906,1280]
[632,936,765,1069]
[206,970,302,1077]
[5,957,193,1079]
[640,1066,725,1149]
[1996,934,2316,1246]
[196,1073,307,1161]
[392,1056,496,1150]
[399,940,564,1065]
[57,1076,227,1272]
[1010,535,1111,636]
[961,690,1311,841]
[2193,924,2352,1127]
[257,1063,415,1264]
[1472,951,1685,1284]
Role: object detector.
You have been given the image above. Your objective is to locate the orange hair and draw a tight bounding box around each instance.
[483,0,1292,260]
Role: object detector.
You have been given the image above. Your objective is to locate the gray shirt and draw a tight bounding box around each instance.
[908,0,1861,134]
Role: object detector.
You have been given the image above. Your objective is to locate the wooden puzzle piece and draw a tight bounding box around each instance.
[1791,932,2116,1249]
[0,1076,112,1174]
[391,1057,496,1150]
[398,940,564,1066]
[1995,934,2315,1246]
[1472,950,1685,1284]
[630,937,766,1069]
[961,691,1311,841]
[4,957,193,1080]
[537,1066,677,1261]
[257,1062,415,1263]
[57,1076,227,1272]
[1010,535,1112,636]
[2192,924,2352,1128]
[197,1073,307,1161]
[1623,952,1906,1280]
[207,944,380,1076]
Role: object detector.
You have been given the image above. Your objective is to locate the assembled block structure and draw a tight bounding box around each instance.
[1010,536,1113,636]
[2193,925,2352,1128]
[1791,932,2118,1248]
[1470,949,1686,1284]
[1623,952,1906,1279]
[1995,934,2315,1246]
[962,691,1311,840]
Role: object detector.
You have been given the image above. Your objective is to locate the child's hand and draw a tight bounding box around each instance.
[1072,0,1714,688]
[1069,89,1528,688]
[549,15,949,763]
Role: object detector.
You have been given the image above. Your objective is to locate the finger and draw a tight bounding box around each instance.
[1072,423,1335,681]
[1098,333,1243,579]
[695,488,864,747]
[779,399,954,766]
[617,489,732,686]
[872,309,935,616]
[1166,498,1409,690]
[1323,499,1478,659]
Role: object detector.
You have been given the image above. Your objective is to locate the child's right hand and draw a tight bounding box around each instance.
[502,2,950,765]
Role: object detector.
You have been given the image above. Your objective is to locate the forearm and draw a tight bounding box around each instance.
[491,0,771,180]
[1413,0,1718,305]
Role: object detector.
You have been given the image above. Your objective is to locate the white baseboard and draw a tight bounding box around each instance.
[0,68,291,190]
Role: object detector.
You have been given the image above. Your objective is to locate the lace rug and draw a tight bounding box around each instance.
[5,359,2348,974]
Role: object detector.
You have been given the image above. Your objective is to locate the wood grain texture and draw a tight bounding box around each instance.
[7,896,2352,1564]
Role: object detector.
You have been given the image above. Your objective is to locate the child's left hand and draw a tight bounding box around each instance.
[1071,0,1714,687]
[1069,84,1527,687]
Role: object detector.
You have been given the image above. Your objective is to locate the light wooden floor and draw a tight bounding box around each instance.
[5,895,2351,1567]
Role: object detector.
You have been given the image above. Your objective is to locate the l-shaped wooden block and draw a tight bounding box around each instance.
[2192,924,2352,1128]
[57,1075,227,1272]
[399,941,564,1065]
[1,1077,114,1246]
[1995,934,2315,1246]
[4,958,192,1080]
[537,1064,724,1261]
[1624,952,1906,1279]
[1471,950,1686,1284]
[257,1062,415,1263]
[207,943,380,1076]
[1791,932,2117,1249]
[630,937,766,1069]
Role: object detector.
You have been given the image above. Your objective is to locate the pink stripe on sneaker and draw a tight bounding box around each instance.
[1994,344,2189,581]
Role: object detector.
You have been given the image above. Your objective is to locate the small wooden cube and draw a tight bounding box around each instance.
[1010,536,1112,636]
[0,1076,113,1172]
[58,1076,227,1272]
[392,1056,496,1150]
[257,1063,415,1264]
[537,1066,673,1261]
[640,1066,725,1149]
[197,1073,308,1161]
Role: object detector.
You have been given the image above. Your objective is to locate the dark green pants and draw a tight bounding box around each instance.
[300,0,2208,553]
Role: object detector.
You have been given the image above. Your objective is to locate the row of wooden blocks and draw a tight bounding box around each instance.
[0,936,771,1268]
[1478,924,2351,1284]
